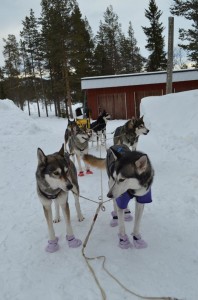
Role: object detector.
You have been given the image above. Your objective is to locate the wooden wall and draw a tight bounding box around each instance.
[85,80,198,119]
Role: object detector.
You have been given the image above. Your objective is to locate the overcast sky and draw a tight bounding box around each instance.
[0,0,191,67]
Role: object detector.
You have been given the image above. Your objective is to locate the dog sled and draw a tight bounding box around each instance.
[75,107,91,130]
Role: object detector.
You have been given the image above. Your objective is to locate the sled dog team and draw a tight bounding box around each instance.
[36,111,153,252]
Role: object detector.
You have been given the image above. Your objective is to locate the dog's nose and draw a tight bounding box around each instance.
[107,191,113,198]
[67,183,73,190]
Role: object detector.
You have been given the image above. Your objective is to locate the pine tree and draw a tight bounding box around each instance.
[2,34,22,106]
[94,5,123,75]
[40,0,76,117]
[69,6,95,100]
[39,0,94,114]
[20,9,41,116]
[142,0,167,71]
[3,34,21,78]
[120,22,145,73]
[0,67,6,99]
[170,0,198,67]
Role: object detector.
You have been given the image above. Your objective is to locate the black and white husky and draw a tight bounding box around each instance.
[90,110,111,149]
[83,145,154,249]
[113,116,149,150]
[36,144,84,253]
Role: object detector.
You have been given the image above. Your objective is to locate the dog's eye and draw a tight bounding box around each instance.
[53,171,60,176]
[119,178,125,182]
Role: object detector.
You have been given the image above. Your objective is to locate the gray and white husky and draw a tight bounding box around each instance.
[36,144,84,252]
[64,119,77,147]
[113,116,149,150]
[83,145,154,249]
[67,124,93,176]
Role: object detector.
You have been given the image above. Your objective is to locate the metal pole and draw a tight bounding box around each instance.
[166,17,174,94]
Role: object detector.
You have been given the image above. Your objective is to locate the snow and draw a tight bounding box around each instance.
[81,68,198,89]
[1,90,198,300]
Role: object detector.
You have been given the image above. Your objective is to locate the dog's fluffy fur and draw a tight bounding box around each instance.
[113,116,149,150]
[36,144,84,245]
[83,145,154,246]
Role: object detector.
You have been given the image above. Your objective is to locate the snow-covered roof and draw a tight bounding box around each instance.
[81,69,198,90]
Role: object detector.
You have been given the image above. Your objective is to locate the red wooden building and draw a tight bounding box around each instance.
[81,69,198,119]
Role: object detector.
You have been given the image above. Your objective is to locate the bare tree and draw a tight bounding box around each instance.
[173,47,189,69]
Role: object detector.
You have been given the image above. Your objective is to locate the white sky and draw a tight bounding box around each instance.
[1,89,198,300]
[0,0,191,67]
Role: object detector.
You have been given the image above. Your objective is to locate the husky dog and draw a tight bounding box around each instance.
[67,124,93,176]
[64,119,77,147]
[90,110,111,149]
[36,144,84,253]
[113,116,149,150]
[83,145,154,249]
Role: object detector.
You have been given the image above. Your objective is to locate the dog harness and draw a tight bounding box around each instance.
[116,189,152,209]
[38,187,62,200]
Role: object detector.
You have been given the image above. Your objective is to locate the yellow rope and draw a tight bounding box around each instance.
[81,202,106,300]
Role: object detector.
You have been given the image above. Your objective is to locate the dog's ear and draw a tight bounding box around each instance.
[128,116,136,128]
[135,155,148,174]
[110,147,122,160]
[37,148,47,164]
[139,115,144,121]
[58,144,65,157]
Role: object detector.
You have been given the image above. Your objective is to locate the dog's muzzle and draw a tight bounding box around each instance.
[144,129,149,135]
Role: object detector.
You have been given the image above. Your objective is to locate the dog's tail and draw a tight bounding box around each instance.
[83,154,106,169]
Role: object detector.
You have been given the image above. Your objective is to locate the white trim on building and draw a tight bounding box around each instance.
[81,69,198,90]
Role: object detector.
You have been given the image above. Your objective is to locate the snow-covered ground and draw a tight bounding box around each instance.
[0,90,198,300]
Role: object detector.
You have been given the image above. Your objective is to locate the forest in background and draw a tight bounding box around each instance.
[0,0,197,118]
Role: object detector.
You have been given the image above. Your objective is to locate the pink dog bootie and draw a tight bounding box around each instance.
[133,234,148,249]
[86,169,93,175]
[118,234,133,249]
[45,237,59,253]
[110,211,118,227]
[124,209,133,221]
[78,171,84,177]
[66,235,82,248]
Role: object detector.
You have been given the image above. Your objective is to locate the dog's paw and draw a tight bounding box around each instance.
[66,235,82,248]
[110,211,118,227]
[124,209,133,222]
[45,237,59,253]
[78,214,84,222]
[133,234,148,249]
[118,234,133,249]
[78,171,84,176]
[53,217,61,223]
[86,169,93,175]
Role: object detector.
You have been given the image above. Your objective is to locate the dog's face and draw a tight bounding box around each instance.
[67,119,77,134]
[101,110,111,122]
[134,116,149,136]
[107,148,154,198]
[37,145,73,192]
[75,125,90,143]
